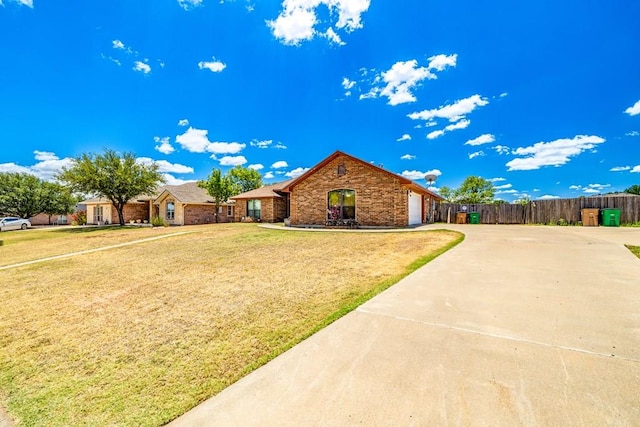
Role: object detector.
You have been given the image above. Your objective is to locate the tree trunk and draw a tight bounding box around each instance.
[215,203,220,223]
[115,202,125,226]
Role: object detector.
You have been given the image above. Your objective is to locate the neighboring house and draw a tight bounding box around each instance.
[29,213,71,226]
[232,150,442,227]
[81,182,234,226]
[155,182,234,225]
[231,179,294,223]
[82,196,156,225]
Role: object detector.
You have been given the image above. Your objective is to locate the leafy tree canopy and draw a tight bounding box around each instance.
[0,173,77,219]
[227,165,263,195]
[58,149,163,226]
[198,169,234,223]
[625,184,640,195]
[438,176,495,204]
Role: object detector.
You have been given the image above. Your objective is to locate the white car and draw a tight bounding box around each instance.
[0,217,31,231]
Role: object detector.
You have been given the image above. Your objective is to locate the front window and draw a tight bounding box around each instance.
[247,199,261,219]
[166,201,175,220]
[327,189,355,220]
[227,206,233,216]
[94,206,103,223]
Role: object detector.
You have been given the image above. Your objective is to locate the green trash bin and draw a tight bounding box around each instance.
[469,212,480,224]
[601,208,620,227]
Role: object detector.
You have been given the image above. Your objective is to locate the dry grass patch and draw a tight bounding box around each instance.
[0,224,462,426]
[0,226,189,267]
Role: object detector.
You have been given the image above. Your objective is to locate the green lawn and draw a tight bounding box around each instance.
[0,224,463,426]
[626,244,640,259]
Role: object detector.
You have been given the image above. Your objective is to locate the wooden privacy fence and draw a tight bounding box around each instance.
[435,196,640,225]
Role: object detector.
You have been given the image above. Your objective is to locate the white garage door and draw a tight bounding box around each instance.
[408,191,422,225]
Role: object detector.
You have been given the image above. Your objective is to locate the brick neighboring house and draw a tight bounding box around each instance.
[81,182,235,226]
[155,182,234,225]
[230,179,294,223]
[231,151,442,227]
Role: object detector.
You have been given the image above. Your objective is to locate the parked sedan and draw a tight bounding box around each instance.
[0,217,31,231]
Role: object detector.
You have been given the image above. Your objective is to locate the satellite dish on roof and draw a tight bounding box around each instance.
[425,174,437,187]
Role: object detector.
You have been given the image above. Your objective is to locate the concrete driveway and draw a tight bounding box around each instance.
[170,225,640,426]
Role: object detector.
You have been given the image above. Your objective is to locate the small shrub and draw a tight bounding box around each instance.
[151,216,167,227]
[557,218,568,226]
[71,210,87,225]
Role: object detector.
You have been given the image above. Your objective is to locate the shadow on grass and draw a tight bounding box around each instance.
[51,225,138,235]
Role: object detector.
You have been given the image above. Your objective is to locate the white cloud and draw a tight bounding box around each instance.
[489,177,506,182]
[198,57,226,73]
[426,119,470,140]
[538,195,560,200]
[208,141,246,155]
[112,39,125,50]
[264,171,275,179]
[137,157,194,174]
[583,188,599,194]
[178,119,189,127]
[133,61,151,74]
[271,160,288,169]
[587,183,610,190]
[624,100,640,116]
[0,163,32,174]
[378,60,435,106]
[0,151,73,181]
[17,0,33,7]
[468,151,485,159]
[494,183,512,190]
[426,129,445,140]
[162,174,196,186]
[397,134,411,142]
[401,154,416,160]
[175,127,246,154]
[506,135,605,171]
[324,27,345,46]
[426,54,457,71]
[342,77,356,90]
[285,167,310,178]
[631,165,640,173]
[610,166,630,172]
[465,134,495,146]
[178,0,203,11]
[493,145,510,155]
[154,137,175,155]
[34,150,58,161]
[496,189,518,194]
[569,185,582,190]
[251,139,273,149]
[248,164,264,170]
[219,155,247,166]
[401,169,442,181]
[408,94,489,122]
[626,131,639,137]
[499,92,508,98]
[267,0,371,46]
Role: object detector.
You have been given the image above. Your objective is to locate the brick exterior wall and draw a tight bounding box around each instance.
[234,197,287,223]
[110,203,150,224]
[289,154,411,227]
[184,205,234,224]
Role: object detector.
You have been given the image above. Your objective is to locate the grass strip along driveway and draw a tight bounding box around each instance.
[0,224,462,426]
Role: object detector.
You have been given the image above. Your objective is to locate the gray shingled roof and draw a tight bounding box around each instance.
[230,179,295,200]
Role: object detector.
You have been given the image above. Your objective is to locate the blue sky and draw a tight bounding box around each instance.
[1,0,639,200]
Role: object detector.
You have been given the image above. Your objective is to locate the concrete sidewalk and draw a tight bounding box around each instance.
[170,225,640,426]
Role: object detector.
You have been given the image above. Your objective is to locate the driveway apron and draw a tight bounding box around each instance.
[170,225,640,426]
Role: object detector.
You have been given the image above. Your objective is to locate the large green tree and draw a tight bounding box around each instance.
[227,165,263,195]
[0,173,47,218]
[625,184,640,195]
[41,182,78,224]
[438,176,495,204]
[58,149,163,226]
[198,169,234,223]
